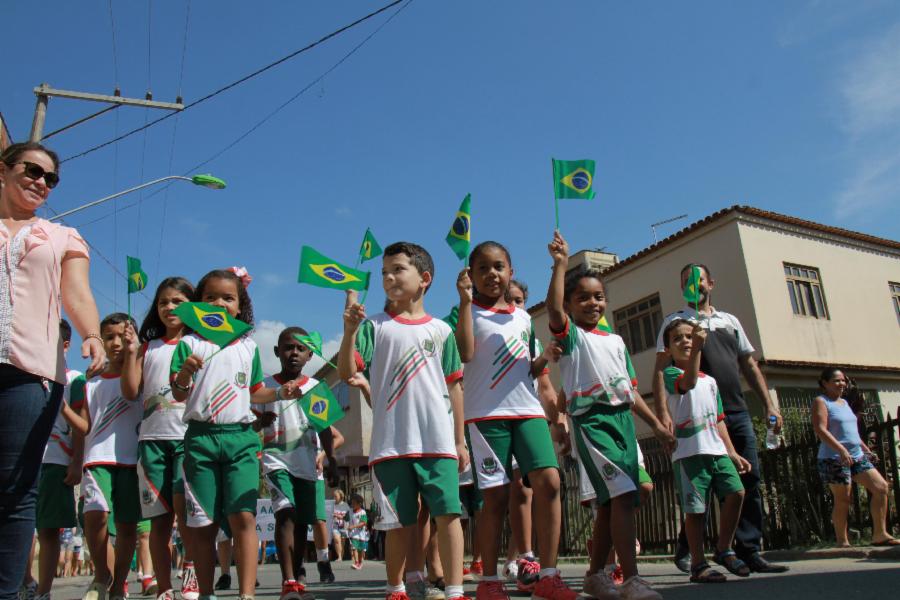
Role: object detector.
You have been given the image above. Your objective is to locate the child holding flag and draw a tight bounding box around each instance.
[65,314,143,600]
[120,276,199,600]
[169,268,301,600]
[448,241,574,600]
[338,242,469,600]
[545,232,674,600]
[255,325,341,600]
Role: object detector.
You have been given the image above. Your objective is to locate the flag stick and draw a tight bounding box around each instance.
[552,158,560,231]
[555,197,560,231]
[127,293,131,320]
[360,287,369,306]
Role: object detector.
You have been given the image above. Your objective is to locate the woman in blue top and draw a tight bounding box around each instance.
[812,367,897,547]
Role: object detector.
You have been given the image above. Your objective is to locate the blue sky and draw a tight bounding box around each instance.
[4,1,899,374]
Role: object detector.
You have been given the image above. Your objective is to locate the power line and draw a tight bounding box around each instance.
[60,0,404,164]
[107,0,120,86]
[65,0,414,233]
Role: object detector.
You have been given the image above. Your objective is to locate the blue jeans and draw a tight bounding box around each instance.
[0,365,62,600]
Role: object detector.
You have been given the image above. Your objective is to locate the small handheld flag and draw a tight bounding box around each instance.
[171,302,251,348]
[126,256,148,317]
[683,265,703,319]
[551,159,596,230]
[358,228,383,265]
[597,315,612,333]
[298,380,345,432]
[293,331,337,369]
[298,246,370,291]
[445,194,471,261]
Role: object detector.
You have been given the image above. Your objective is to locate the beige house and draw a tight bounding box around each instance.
[530,205,900,434]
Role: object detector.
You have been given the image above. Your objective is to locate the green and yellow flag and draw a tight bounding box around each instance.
[552,159,596,200]
[358,228,383,264]
[126,256,148,294]
[294,331,324,356]
[299,380,345,432]
[597,315,612,333]
[298,246,370,291]
[683,265,702,305]
[171,302,251,347]
[445,194,471,260]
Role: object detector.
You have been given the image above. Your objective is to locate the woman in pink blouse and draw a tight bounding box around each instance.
[0,142,104,600]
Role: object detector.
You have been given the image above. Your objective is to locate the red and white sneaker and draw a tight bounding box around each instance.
[385,593,410,600]
[155,591,175,600]
[531,574,578,600]
[142,577,158,597]
[470,560,484,577]
[475,580,509,600]
[516,559,540,593]
[463,566,474,582]
[180,567,199,600]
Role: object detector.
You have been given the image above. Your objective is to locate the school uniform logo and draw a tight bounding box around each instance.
[481,457,500,475]
[235,372,247,387]
[602,463,619,481]
[422,337,436,356]
[141,489,154,506]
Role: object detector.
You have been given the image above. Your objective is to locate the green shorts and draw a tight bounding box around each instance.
[136,519,152,534]
[138,439,185,519]
[351,539,368,552]
[638,466,652,486]
[674,454,744,514]
[183,422,260,528]
[459,483,483,519]
[37,464,76,529]
[467,417,559,490]
[265,470,326,526]
[373,457,461,528]
[572,403,639,506]
[82,465,142,524]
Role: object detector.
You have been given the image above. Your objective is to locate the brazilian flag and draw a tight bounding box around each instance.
[126,256,148,294]
[298,246,370,291]
[597,315,612,333]
[358,228,383,264]
[683,265,702,304]
[552,159,596,200]
[299,380,345,432]
[171,302,251,348]
[294,331,324,356]
[445,194,471,260]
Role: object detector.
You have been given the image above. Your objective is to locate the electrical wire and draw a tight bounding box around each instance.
[60,0,405,164]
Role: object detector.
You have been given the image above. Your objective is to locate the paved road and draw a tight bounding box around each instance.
[51,557,900,599]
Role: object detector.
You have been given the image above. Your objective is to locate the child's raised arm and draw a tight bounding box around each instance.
[453,267,475,363]
[120,321,144,401]
[545,231,569,333]
[678,323,706,392]
[338,290,366,381]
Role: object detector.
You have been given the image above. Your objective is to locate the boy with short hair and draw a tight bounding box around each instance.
[338,242,468,600]
[662,319,751,583]
[255,326,340,600]
[35,320,86,600]
[69,314,144,600]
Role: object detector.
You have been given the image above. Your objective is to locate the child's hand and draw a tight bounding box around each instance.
[280,380,301,400]
[316,450,326,475]
[179,354,204,377]
[456,441,470,473]
[456,267,473,304]
[346,373,370,392]
[690,323,707,350]
[343,291,366,331]
[542,340,562,363]
[64,461,83,486]
[547,231,569,266]
[654,423,676,453]
[123,321,139,356]
[730,453,752,474]
[551,420,570,456]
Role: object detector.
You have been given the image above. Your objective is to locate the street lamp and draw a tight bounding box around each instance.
[48,174,226,222]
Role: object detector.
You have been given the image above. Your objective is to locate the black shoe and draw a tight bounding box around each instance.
[674,543,692,574]
[298,566,307,584]
[214,574,231,590]
[745,553,789,573]
[430,577,445,591]
[317,561,335,584]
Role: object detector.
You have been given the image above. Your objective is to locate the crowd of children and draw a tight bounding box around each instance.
[26,232,766,600]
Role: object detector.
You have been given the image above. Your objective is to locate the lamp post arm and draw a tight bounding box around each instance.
[48,175,194,222]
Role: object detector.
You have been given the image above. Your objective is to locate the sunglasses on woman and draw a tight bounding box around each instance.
[11,161,60,189]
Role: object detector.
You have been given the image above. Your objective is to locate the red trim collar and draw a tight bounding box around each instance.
[273,373,309,387]
[386,311,433,325]
[472,299,515,314]
[100,373,121,379]
[160,336,179,345]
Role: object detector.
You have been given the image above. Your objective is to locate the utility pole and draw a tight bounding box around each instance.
[29,83,184,142]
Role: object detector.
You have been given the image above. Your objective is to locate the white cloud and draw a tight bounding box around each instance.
[259,273,288,286]
[334,207,352,218]
[250,320,284,376]
[249,320,341,377]
[833,23,900,219]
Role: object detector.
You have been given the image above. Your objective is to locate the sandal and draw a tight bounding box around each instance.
[713,549,750,577]
[872,538,900,547]
[689,562,727,583]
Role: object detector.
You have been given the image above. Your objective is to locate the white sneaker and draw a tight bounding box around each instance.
[156,591,175,600]
[35,593,51,600]
[583,571,620,600]
[181,567,199,600]
[19,581,37,600]
[502,560,518,581]
[619,576,661,600]
[83,582,108,600]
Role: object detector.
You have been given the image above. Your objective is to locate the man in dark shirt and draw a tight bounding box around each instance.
[653,264,788,574]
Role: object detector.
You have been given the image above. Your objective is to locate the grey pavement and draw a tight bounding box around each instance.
[50,557,900,600]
